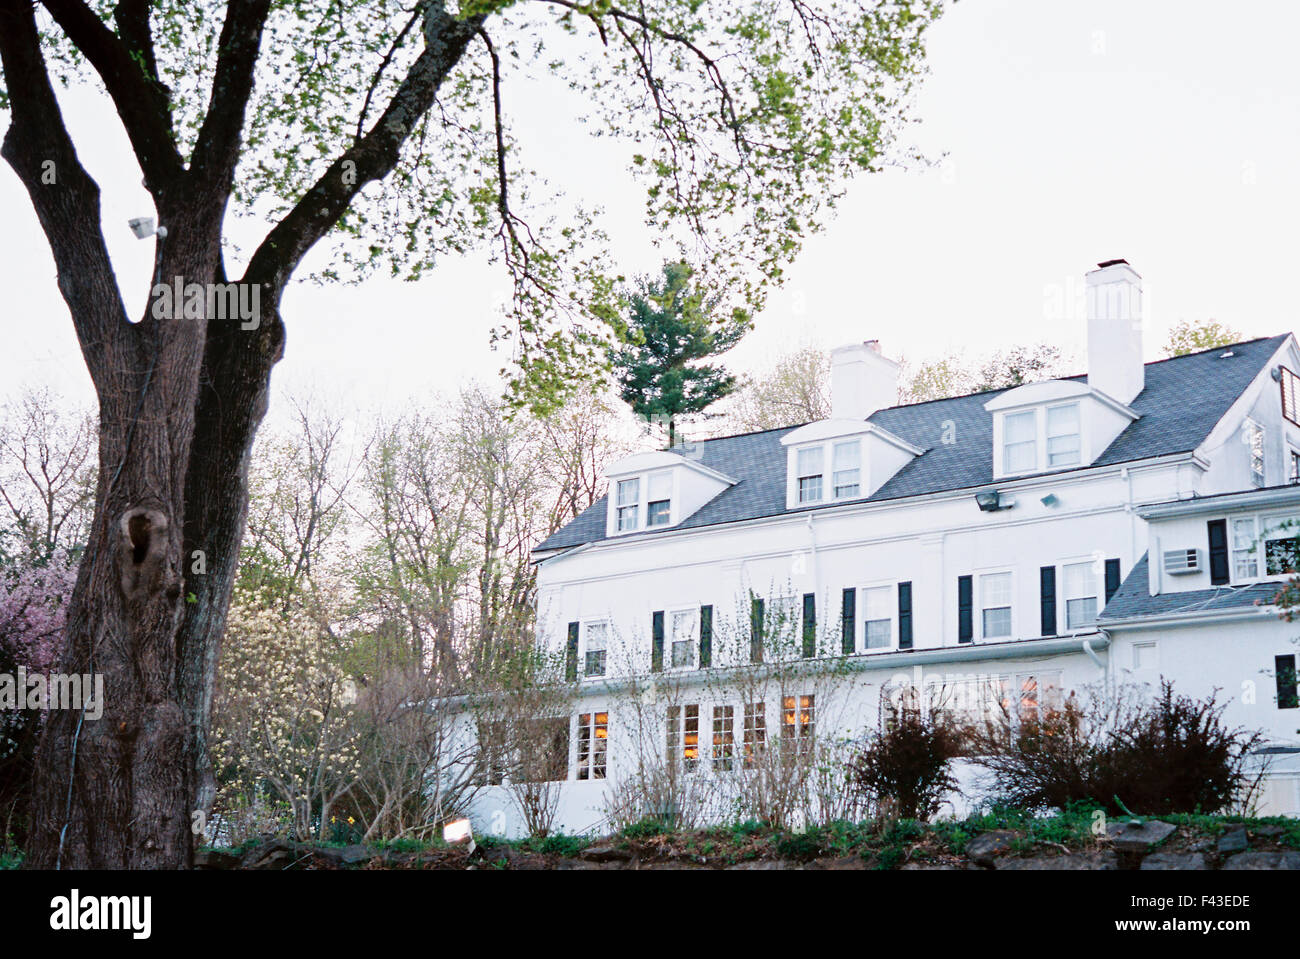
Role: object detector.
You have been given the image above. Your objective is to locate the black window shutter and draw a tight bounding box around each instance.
[565,622,579,681]
[1207,519,1230,585]
[802,593,816,658]
[750,597,764,663]
[898,582,913,650]
[651,611,664,672]
[1277,654,1299,709]
[1104,558,1121,603]
[699,605,713,668]
[1039,566,1057,637]
[841,588,856,654]
[957,575,973,644]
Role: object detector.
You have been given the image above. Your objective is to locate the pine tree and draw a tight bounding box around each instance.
[612,262,752,446]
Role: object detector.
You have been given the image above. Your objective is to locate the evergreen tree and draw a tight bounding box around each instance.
[613,262,752,446]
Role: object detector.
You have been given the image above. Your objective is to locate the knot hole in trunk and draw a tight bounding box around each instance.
[118,507,174,603]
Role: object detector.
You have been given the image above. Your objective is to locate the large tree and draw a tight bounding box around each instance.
[0,0,941,867]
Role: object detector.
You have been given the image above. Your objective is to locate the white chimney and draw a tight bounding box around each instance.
[1085,259,1144,406]
[830,340,899,420]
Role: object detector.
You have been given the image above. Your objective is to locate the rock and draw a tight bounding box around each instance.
[901,862,964,870]
[805,855,867,870]
[966,830,1018,867]
[239,839,301,870]
[726,859,793,870]
[579,840,634,863]
[340,844,377,865]
[1106,820,1176,853]
[1217,827,1249,854]
[1222,851,1300,870]
[1252,825,1285,838]
[996,851,1117,870]
[1140,852,1208,871]
[195,848,241,870]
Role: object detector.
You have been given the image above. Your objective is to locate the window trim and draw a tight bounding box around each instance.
[1225,512,1300,583]
[796,445,826,504]
[615,477,640,532]
[666,606,699,671]
[581,620,609,678]
[575,710,609,781]
[977,568,1015,641]
[857,580,897,653]
[1059,559,1101,631]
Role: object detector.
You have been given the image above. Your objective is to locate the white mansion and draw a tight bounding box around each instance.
[467,259,1300,836]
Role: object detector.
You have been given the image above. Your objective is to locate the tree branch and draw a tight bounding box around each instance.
[0,0,130,391]
[40,0,184,195]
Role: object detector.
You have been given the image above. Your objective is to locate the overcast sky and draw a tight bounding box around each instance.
[2,0,1298,424]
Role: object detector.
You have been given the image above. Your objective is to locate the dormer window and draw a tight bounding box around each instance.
[832,440,861,498]
[1003,411,1036,473]
[616,478,640,531]
[1046,403,1081,467]
[797,447,824,503]
[646,471,672,526]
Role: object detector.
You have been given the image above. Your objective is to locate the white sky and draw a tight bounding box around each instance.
[2,0,1298,424]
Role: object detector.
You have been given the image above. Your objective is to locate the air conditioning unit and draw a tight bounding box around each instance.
[1164,548,1201,574]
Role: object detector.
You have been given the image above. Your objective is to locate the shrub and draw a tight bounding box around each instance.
[849,712,961,822]
[971,681,1266,816]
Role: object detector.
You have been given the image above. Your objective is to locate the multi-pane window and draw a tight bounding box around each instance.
[1264,517,1300,575]
[670,609,696,668]
[861,585,892,649]
[615,478,640,531]
[1248,421,1265,487]
[980,572,1013,638]
[781,694,815,753]
[742,702,766,768]
[832,440,861,499]
[1046,403,1081,467]
[583,621,608,677]
[1280,366,1300,426]
[1061,562,1099,628]
[797,447,824,503]
[576,711,608,780]
[1231,518,1259,579]
[712,706,735,771]
[1016,672,1063,725]
[667,704,700,773]
[1003,411,1037,474]
[646,470,672,527]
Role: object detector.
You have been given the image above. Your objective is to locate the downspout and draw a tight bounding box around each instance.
[805,512,819,595]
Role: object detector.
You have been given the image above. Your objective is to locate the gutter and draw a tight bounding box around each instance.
[1097,605,1277,632]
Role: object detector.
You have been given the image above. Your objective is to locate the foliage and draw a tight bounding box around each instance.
[1163,319,1244,358]
[728,345,831,432]
[611,261,752,444]
[969,681,1267,816]
[849,710,960,821]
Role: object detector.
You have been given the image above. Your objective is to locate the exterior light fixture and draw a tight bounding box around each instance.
[1041,493,1060,508]
[975,490,1014,512]
[128,216,167,239]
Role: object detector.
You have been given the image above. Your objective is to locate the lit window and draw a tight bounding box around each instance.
[980,572,1013,639]
[832,440,861,499]
[712,705,735,771]
[797,446,824,503]
[861,585,892,649]
[1046,403,1081,467]
[670,610,696,668]
[1061,562,1099,628]
[1247,420,1265,487]
[583,621,608,677]
[781,694,815,754]
[743,702,766,768]
[646,470,672,527]
[576,711,608,780]
[1231,519,1259,580]
[667,704,700,773]
[1017,672,1063,725]
[1003,411,1037,474]
[616,478,640,531]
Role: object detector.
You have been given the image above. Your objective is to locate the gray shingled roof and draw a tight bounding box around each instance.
[1098,554,1284,622]
[537,335,1290,553]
